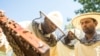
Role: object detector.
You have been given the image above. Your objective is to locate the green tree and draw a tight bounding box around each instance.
[64,23,74,30]
[74,0,100,14]
[64,18,74,30]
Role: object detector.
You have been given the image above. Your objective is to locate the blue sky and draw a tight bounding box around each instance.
[0,0,82,29]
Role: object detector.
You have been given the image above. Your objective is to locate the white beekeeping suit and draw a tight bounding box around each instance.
[55,28,83,56]
[0,29,13,56]
[0,32,9,51]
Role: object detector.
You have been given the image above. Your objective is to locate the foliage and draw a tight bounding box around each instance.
[74,0,100,14]
[64,23,74,30]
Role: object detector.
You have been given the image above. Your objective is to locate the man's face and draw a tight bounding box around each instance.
[44,18,57,33]
[80,18,97,34]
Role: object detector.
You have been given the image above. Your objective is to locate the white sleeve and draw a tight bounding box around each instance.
[0,34,5,47]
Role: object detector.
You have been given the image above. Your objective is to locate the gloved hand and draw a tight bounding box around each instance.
[62,31,77,49]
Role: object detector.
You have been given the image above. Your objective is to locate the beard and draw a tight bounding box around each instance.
[83,27,95,34]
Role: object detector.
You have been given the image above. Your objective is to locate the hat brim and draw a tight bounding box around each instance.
[72,12,100,30]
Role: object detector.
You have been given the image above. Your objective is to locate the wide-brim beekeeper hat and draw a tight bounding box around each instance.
[72,12,100,30]
[40,11,63,29]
